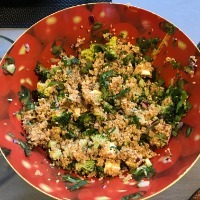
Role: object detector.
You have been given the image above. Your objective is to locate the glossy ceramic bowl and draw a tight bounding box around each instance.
[0,3,200,200]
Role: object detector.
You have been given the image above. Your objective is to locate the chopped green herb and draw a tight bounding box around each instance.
[32,90,47,101]
[136,37,161,53]
[62,56,72,66]
[80,61,93,74]
[114,88,130,99]
[96,166,104,177]
[139,133,151,144]
[186,125,193,137]
[128,115,140,128]
[108,127,117,134]
[62,56,80,66]
[19,140,31,157]
[105,48,118,61]
[77,113,96,130]
[67,180,88,191]
[82,128,98,136]
[103,101,114,113]
[91,22,103,37]
[7,132,31,157]
[7,132,15,138]
[35,63,50,82]
[92,44,106,53]
[62,174,88,191]
[159,21,176,35]
[155,133,168,146]
[63,130,77,140]
[51,39,64,57]
[71,57,80,65]
[18,86,35,111]
[122,53,134,65]
[52,111,72,127]
[62,174,81,183]
[131,159,155,181]
[170,60,182,70]
[121,191,146,200]
[92,22,103,31]
[161,78,191,137]
[184,65,194,76]
[99,70,115,88]
[47,81,65,91]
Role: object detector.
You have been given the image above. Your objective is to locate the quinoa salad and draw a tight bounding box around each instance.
[20,35,191,179]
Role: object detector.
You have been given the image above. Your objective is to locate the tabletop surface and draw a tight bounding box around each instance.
[0,0,200,199]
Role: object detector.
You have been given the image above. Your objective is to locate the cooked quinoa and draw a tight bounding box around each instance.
[21,36,190,178]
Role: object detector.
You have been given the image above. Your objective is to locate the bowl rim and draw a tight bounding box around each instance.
[0,2,200,200]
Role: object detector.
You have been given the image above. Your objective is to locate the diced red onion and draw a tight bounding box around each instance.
[88,16,95,25]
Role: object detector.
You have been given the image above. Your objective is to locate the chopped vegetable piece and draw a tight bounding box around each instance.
[1,57,16,75]
[75,160,96,175]
[137,180,150,188]
[131,159,155,181]
[2,63,16,75]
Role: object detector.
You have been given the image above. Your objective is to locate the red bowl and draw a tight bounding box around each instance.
[0,3,199,200]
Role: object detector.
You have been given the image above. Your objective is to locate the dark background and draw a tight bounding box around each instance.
[0,0,111,28]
